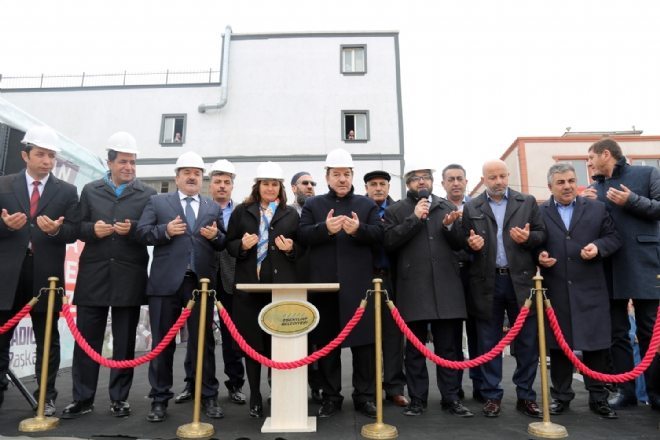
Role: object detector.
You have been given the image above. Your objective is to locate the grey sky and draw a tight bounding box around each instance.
[2,0,660,190]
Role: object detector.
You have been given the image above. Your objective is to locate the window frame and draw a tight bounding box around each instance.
[159,113,187,146]
[341,110,370,143]
[340,44,367,75]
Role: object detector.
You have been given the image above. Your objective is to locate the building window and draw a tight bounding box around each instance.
[342,110,369,142]
[160,181,169,193]
[631,157,660,168]
[341,45,366,74]
[160,114,186,146]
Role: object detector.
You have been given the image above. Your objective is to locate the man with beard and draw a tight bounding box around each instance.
[298,148,383,418]
[462,159,546,419]
[290,171,316,215]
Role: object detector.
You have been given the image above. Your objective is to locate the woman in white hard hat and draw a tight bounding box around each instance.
[225,162,300,418]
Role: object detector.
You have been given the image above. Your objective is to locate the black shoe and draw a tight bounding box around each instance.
[516,399,542,418]
[607,391,637,409]
[482,399,501,418]
[146,402,167,422]
[202,397,224,419]
[403,398,425,416]
[249,404,264,418]
[649,395,660,411]
[549,399,570,415]
[590,400,618,419]
[311,388,323,404]
[472,390,486,404]
[458,388,465,399]
[228,387,246,405]
[174,387,193,404]
[61,400,93,419]
[355,401,377,418]
[318,400,341,418]
[442,400,474,417]
[110,400,131,417]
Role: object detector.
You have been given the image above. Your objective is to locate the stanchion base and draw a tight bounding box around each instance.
[18,416,59,432]
[176,421,214,439]
[528,421,568,438]
[361,422,398,439]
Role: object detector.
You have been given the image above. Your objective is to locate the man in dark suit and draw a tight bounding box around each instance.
[0,126,80,416]
[584,138,660,409]
[462,159,546,419]
[175,159,246,406]
[137,151,225,422]
[364,170,409,409]
[61,132,156,419]
[538,162,620,419]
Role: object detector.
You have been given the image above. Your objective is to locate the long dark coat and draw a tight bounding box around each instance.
[591,158,660,300]
[462,189,546,320]
[383,192,467,322]
[0,171,79,312]
[298,187,383,347]
[74,178,156,307]
[226,202,299,351]
[539,196,621,350]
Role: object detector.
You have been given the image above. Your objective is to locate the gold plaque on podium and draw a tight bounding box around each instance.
[259,300,319,337]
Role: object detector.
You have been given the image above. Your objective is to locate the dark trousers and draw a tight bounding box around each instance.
[182,288,245,392]
[0,253,59,401]
[71,305,140,402]
[610,298,659,399]
[457,265,483,392]
[406,319,462,403]
[550,348,609,402]
[380,275,406,397]
[148,275,218,403]
[317,343,375,406]
[476,273,538,401]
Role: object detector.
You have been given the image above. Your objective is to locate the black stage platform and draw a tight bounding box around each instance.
[1,346,658,439]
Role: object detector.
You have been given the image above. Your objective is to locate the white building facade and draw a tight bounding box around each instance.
[1,29,405,200]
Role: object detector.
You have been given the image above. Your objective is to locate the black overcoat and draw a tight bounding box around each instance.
[539,196,621,350]
[298,187,383,347]
[74,178,156,306]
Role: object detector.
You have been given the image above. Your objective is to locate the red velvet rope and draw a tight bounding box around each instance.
[217,301,365,369]
[0,302,34,335]
[389,301,531,369]
[545,304,660,383]
[62,303,192,368]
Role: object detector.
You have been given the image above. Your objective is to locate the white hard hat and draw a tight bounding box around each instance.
[404,160,435,176]
[208,159,236,177]
[175,151,206,172]
[21,126,61,152]
[106,131,139,155]
[325,148,354,168]
[255,161,284,181]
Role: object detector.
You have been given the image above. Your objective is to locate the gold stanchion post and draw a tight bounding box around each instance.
[361,278,398,439]
[19,277,60,432]
[528,273,568,439]
[177,278,215,439]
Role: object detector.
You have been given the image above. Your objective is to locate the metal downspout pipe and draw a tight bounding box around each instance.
[198,26,232,113]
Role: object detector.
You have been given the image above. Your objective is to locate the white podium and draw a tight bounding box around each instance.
[235,283,339,433]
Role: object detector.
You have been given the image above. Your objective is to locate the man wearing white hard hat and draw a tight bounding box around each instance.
[61,132,157,419]
[298,148,383,419]
[175,159,247,406]
[137,151,225,422]
[0,125,80,416]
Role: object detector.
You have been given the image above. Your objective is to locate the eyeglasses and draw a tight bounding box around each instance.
[408,175,432,183]
[299,180,317,187]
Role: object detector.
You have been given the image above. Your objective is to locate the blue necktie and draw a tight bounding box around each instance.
[184,197,196,272]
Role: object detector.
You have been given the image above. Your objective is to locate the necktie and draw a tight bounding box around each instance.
[256,203,275,279]
[184,197,196,231]
[30,181,41,218]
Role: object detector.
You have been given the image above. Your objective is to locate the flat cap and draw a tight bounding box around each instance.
[363,170,391,183]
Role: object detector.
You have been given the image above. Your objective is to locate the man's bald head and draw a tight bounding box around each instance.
[481,159,509,200]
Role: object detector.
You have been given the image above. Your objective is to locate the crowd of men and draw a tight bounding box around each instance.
[0,126,658,426]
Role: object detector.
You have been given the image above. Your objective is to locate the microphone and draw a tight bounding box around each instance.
[418,189,430,220]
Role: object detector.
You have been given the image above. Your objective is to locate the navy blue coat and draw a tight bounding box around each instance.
[539,196,621,350]
[591,159,660,300]
[137,191,225,295]
[298,187,383,347]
